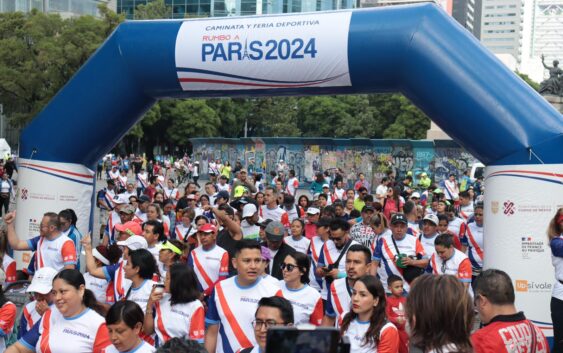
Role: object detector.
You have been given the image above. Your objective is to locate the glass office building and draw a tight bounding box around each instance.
[0,0,109,17]
[118,0,356,19]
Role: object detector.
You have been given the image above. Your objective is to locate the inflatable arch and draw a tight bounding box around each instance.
[15,3,563,338]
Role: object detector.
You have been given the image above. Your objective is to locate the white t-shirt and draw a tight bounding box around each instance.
[284,236,310,254]
[279,282,323,326]
[342,320,398,353]
[153,294,205,345]
[127,279,156,314]
[205,276,281,353]
[187,245,229,294]
[418,232,439,259]
[260,205,289,227]
[84,272,110,304]
[241,220,261,241]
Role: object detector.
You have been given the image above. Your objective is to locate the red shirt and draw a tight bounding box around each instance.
[471,313,549,353]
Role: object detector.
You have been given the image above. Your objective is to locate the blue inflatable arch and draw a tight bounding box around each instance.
[14,3,563,339]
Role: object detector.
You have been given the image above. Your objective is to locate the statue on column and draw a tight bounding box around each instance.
[539,54,563,96]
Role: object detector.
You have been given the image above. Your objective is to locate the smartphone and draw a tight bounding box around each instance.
[153,283,165,294]
[266,327,344,353]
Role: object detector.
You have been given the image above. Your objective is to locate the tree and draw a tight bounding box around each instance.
[134,0,172,20]
[166,99,221,143]
[516,71,540,91]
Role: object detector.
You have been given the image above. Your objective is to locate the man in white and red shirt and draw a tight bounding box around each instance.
[460,205,484,281]
[324,244,371,326]
[187,223,229,298]
[458,190,474,221]
[429,233,472,292]
[205,240,282,353]
[418,214,440,259]
[259,186,289,228]
[371,213,428,293]
[5,211,76,271]
[103,199,136,246]
[472,269,549,353]
[285,170,299,197]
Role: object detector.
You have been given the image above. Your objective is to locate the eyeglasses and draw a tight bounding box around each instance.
[280,263,297,272]
[252,320,284,330]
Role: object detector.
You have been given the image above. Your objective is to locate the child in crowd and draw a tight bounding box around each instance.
[386,275,409,353]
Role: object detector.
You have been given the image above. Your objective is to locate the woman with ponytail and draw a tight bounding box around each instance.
[340,275,399,353]
[8,269,110,353]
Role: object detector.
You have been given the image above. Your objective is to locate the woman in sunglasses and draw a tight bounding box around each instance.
[279,252,324,326]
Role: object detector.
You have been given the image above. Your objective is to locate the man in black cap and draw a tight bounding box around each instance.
[370,213,428,293]
[350,205,377,248]
[135,195,151,222]
[215,190,230,207]
[261,221,295,280]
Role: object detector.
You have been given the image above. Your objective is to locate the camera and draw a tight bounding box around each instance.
[266,327,350,353]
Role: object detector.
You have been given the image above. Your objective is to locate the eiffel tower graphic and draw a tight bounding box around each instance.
[242,39,250,60]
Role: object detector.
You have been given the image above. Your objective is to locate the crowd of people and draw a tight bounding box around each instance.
[0,156,559,353]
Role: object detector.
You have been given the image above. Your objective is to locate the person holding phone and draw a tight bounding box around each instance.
[143,263,204,347]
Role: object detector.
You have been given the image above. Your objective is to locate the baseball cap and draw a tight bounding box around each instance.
[186,194,196,200]
[265,221,285,241]
[322,184,330,188]
[159,241,183,255]
[306,207,320,215]
[242,204,258,219]
[433,188,443,194]
[116,235,148,250]
[215,190,230,203]
[361,205,375,213]
[27,267,58,294]
[257,219,272,228]
[234,185,248,198]
[138,195,151,203]
[120,204,136,215]
[391,213,408,225]
[411,192,421,199]
[423,214,439,226]
[199,223,217,233]
[115,221,143,237]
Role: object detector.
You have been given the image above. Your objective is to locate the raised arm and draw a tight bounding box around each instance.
[3,212,31,250]
[81,234,106,279]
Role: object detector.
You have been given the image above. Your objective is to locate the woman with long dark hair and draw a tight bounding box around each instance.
[8,269,110,353]
[105,301,155,353]
[59,208,83,267]
[383,187,403,221]
[143,263,204,347]
[340,275,399,353]
[406,274,473,353]
[124,249,157,314]
[280,252,323,326]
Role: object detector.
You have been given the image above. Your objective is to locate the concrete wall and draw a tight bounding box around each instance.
[190,138,479,190]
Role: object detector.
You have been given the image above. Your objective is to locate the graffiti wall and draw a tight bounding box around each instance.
[190,138,479,191]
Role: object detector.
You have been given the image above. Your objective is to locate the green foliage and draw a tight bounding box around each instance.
[516,71,540,91]
[134,0,172,19]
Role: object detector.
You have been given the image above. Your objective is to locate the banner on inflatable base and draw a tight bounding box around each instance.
[14,159,94,268]
[484,164,563,338]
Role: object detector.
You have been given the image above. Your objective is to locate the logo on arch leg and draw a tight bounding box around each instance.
[503,200,515,216]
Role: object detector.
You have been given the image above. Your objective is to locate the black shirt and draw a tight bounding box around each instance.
[217,228,240,277]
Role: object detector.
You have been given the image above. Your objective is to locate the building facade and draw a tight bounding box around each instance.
[0,0,112,17]
[452,0,482,38]
[480,0,524,63]
[529,0,563,64]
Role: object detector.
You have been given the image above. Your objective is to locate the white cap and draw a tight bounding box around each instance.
[306,207,320,215]
[411,192,421,199]
[242,203,258,218]
[423,214,439,226]
[27,267,58,294]
[322,184,330,188]
[117,235,148,250]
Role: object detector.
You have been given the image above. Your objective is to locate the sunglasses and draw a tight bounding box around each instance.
[280,263,297,272]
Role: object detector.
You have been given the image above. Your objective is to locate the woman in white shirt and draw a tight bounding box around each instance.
[0,174,13,217]
[284,219,310,254]
[104,301,155,353]
[340,275,399,353]
[143,263,205,347]
[84,244,122,305]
